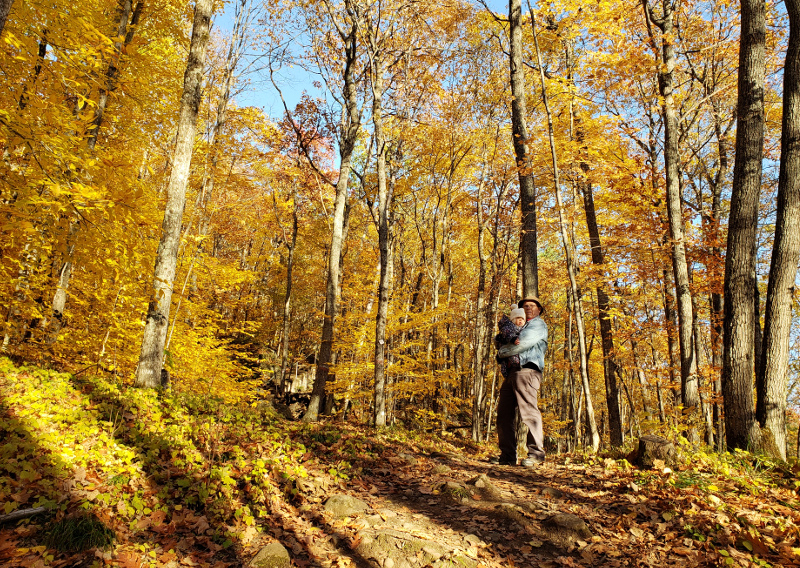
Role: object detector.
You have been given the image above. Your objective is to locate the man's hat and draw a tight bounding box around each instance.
[518,296,545,314]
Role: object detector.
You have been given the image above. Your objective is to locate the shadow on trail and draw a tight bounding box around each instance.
[283,423,587,567]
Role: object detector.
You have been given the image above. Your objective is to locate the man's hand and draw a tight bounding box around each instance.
[514,339,520,345]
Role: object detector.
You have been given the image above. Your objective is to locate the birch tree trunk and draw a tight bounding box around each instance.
[722,0,766,451]
[509,0,538,297]
[756,0,799,460]
[135,0,212,388]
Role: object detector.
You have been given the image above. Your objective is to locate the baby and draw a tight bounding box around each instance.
[495,307,526,378]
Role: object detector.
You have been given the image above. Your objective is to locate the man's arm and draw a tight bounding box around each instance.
[497,318,547,357]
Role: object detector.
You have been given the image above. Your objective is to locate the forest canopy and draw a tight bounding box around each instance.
[1,0,798,459]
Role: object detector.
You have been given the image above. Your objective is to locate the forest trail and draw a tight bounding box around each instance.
[264,443,800,568]
[1,360,799,568]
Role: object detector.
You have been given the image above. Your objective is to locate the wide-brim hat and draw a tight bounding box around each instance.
[518,296,545,314]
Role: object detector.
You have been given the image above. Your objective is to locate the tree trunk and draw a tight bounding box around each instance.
[87,0,143,150]
[135,0,213,388]
[509,0,538,297]
[0,0,13,38]
[303,7,361,421]
[472,158,490,442]
[46,0,143,345]
[722,0,766,451]
[756,0,799,460]
[579,163,623,446]
[278,190,299,399]
[530,11,598,451]
[646,0,700,439]
[371,46,391,427]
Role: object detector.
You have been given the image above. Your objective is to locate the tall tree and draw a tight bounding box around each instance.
[530,7,600,451]
[364,1,392,427]
[756,0,800,460]
[508,0,538,297]
[47,0,144,345]
[721,0,766,451]
[135,0,213,388]
[644,0,700,438]
[303,0,363,421]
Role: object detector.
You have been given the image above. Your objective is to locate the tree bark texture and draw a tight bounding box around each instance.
[647,0,700,437]
[509,0,538,297]
[722,0,765,451]
[0,0,13,38]
[371,46,391,427]
[303,6,361,421]
[529,9,598,451]
[135,0,212,388]
[756,0,799,460]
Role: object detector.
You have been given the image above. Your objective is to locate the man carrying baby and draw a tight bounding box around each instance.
[491,297,548,467]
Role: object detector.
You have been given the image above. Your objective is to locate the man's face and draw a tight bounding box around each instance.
[522,301,540,320]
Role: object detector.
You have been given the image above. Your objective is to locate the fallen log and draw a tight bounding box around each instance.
[0,506,48,524]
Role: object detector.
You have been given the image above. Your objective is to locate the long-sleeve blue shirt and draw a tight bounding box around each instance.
[496,316,548,371]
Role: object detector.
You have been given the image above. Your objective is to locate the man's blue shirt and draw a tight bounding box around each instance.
[497,316,548,370]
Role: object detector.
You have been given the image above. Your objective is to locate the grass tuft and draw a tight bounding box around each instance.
[42,513,115,553]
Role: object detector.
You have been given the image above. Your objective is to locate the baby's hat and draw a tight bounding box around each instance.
[510,307,526,321]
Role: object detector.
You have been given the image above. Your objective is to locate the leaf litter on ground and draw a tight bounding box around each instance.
[1,357,799,567]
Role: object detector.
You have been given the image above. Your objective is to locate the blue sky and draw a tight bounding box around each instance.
[214,0,509,120]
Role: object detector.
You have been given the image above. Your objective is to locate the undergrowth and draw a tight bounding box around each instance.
[1,356,798,567]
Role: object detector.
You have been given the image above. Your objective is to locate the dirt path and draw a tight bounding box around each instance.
[241,440,797,568]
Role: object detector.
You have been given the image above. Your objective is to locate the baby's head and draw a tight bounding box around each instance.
[510,307,526,327]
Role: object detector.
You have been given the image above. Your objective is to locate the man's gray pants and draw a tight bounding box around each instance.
[496,367,545,462]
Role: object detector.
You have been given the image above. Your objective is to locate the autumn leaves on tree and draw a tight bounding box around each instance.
[1,0,799,459]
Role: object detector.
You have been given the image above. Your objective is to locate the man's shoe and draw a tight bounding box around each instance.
[489,456,516,465]
[520,457,544,467]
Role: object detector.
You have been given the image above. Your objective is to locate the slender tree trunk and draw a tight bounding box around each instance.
[472,158,490,442]
[371,49,391,427]
[87,0,143,149]
[630,338,653,421]
[756,0,800,460]
[304,8,361,421]
[279,191,299,399]
[509,0,538,297]
[46,0,143,345]
[722,0,766,451]
[18,30,47,111]
[135,0,213,388]
[579,158,623,446]
[530,11,598,451]
[703,77,729,448]
[646,0,700,439]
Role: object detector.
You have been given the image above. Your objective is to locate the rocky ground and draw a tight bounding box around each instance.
[241,445,800,568]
